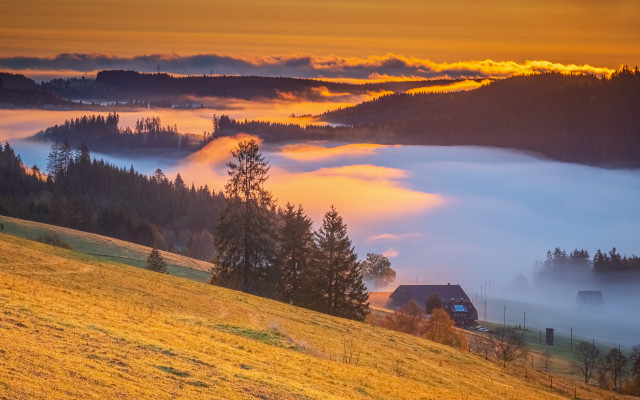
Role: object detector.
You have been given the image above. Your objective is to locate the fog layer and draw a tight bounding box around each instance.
[2,109,640,345]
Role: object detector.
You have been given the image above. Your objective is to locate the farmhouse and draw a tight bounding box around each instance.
[389,284,478,326]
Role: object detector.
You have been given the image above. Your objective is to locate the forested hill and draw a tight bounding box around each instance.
[321,69,640,168]
[44,70,462,101]
[0,142,225,260]
[0,72,75,108]
[0,72,38,90]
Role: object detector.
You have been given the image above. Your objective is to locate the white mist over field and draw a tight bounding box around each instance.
[2,109,640,345]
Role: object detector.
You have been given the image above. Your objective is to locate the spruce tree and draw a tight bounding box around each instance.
[146,248,167,273]
[214,139,276,295]
[46,139,72,178]
[310,206,369,321]
[274,203,315,304]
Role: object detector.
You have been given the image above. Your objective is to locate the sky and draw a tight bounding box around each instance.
[1,0,639,79]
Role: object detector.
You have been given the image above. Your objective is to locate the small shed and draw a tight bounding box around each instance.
[576,291,603,306]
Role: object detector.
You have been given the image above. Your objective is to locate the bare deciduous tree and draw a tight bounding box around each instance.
[471,334,491,360]
[491,327,529,368]
[573,340,601,384]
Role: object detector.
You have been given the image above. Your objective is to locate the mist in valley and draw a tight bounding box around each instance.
[2,108,639,346]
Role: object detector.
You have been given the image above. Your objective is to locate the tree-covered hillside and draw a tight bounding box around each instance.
[0,142,225,259]
[321,69,640,167]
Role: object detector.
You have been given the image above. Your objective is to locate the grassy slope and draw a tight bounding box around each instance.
[0,234,629,400]
[0,215,211,282]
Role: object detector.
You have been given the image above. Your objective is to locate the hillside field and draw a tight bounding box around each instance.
[0,233,630,399]
[0,215,212,282]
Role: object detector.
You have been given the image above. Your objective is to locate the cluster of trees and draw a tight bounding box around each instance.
[535,247,591,281]
[0,141,225,260]
[368,298,529,369]
[32,113,191,151]
[210,114,353,143]
[368,300,464,347]
[535,246,640,283]
[593,248,640,274]
[213,139,370,320]
[574,341,640,395]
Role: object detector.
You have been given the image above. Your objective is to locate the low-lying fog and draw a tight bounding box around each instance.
[2,109,640,346]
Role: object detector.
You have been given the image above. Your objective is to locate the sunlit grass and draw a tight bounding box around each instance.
[0,233,624,399]
[0,215,212,281]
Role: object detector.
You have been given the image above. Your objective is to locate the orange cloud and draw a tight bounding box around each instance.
[367,233,423,242]
[259,53,616,78]
[382,248,399,258]
[279,143,390,161]
[406,79,493,95]
[1,52,617,82]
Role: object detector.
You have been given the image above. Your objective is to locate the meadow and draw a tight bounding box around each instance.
[0,232,629,399]
[0,215,212,282]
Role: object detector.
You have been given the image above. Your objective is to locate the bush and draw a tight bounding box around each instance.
[38,232,72,249]
[146,248,167,273]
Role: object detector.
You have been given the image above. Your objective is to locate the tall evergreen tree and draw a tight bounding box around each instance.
[309,206,369,321]
[214,139,276,295]
[46,139,72,178]
[46,141,61,177]
[274,203,315,304]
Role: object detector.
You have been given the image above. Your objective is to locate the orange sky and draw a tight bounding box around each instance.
[1,0,639,67]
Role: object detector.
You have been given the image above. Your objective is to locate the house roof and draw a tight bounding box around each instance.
[389,284,470,305]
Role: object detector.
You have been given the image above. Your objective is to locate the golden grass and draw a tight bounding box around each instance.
[0,233,629,399]
[0,215,212,281]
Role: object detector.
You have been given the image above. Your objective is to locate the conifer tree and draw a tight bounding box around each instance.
[146,248,167,273]
[46,139,72,178]
[309,206,369,321]
[274,203,315,304]
[214,139,276,295]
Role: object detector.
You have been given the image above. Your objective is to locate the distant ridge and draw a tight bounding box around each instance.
[319,70,640,168]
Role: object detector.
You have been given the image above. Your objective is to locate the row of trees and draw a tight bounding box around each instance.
[593,248,640,273]
[535,246,640,282]
[574,341,640,395]
[213,139,370,320]
[32,113,190,151]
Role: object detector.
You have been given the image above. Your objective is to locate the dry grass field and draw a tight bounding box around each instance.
[0,215,212,281]
[0,233,630,399]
